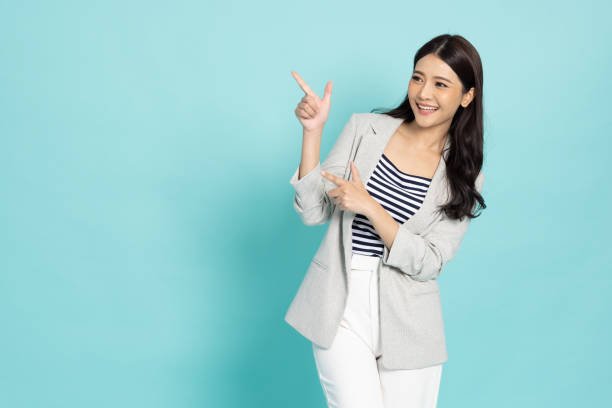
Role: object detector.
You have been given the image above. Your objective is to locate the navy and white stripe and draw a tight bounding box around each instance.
[351,153,432,258]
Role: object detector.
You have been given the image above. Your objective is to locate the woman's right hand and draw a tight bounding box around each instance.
[291,71,332,132]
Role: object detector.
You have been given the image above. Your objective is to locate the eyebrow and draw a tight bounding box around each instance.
[413,70,453,84]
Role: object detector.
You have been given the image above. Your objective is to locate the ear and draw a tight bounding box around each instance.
[461,87,475,108]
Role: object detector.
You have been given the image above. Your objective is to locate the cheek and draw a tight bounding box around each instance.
[438,95,460,111]
[407,83,417,97]
[445,92,464,107]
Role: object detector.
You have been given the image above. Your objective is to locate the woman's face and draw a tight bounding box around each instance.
[407,53,474,128]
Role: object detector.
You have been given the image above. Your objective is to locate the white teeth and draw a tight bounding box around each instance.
[418,104,438,110]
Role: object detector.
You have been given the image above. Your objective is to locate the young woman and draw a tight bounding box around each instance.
[286,34,487,408]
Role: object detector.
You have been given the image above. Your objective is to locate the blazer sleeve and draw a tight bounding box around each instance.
[288,113,358,226]
[381,171,485,281]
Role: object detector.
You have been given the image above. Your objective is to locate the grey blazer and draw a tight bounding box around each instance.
[285,112,485,370]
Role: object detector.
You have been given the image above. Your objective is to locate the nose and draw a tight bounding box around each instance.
[416,80,436,101]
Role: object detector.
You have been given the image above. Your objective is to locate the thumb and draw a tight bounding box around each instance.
[322,80,333,103]
[350,161,362,183]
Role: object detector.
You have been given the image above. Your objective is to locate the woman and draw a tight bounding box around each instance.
[286,34,487,408]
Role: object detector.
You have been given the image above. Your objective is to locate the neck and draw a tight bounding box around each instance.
[401,120,450,154]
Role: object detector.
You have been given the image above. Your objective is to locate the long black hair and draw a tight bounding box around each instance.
[371,34,486,221]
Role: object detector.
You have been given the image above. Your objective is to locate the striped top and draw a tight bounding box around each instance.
[351,153,432,257]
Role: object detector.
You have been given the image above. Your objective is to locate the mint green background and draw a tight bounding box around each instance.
[1,0,610,407]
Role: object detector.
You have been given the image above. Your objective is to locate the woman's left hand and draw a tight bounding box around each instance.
[322,161,377,217]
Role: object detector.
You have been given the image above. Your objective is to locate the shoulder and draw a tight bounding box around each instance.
[350,112,385,132]
[352,112,383,122]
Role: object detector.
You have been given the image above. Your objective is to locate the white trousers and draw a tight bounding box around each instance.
[312,253,443,408]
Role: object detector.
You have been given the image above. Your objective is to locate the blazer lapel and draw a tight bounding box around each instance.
[341,113,451,277]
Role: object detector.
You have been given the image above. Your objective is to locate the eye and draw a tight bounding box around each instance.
[411,76,448,88]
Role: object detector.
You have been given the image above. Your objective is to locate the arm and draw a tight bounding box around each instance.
[368,172,485,281]
[288,113,359,225]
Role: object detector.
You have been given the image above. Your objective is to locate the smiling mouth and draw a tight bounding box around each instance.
[416,103,439,111]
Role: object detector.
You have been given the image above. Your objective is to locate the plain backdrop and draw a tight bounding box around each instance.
[1,0,611,407]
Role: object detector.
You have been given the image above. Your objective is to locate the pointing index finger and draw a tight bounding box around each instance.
[291,71,315,96]
[321,170,345,186]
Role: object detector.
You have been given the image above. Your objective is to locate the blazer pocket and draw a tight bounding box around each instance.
[408,290,446,340]
[406,278,440,296]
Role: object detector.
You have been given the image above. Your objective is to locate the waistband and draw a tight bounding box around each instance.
[350,252,381,271]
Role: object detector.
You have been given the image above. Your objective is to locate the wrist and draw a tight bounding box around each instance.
[303,127,324,138]
[365,197,381,220]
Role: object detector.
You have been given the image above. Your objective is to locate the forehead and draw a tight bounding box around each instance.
[413,54,458,81]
